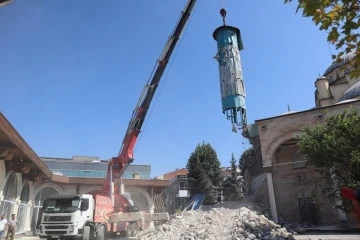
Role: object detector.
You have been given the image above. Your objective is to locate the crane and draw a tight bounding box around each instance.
[16,0,200,239]
[102,0,198,201]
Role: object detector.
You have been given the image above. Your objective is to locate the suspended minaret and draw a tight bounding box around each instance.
[213,9,246,131]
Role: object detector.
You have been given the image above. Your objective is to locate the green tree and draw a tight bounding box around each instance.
[298,107,360,212]
[284,0,360,78]
[238,147,255,195]
[222,153,244,201]
[239,147,255,171]
[186,141,222,205]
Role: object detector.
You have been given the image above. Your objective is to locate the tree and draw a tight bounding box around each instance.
[186,141,222,205]
[238,147,255,195]
[0,0,13,8]
[298,107,360,212]
[222,153,244,201]
[284,0,360,78]
[239,147,255,172]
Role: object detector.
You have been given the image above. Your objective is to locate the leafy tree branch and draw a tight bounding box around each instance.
[285,0,360,78]
[298,107,360,212]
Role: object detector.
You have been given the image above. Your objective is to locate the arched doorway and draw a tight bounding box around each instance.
[0,173,17,220]
[16,180,30,233]
[32,187,60,234]
[126,189,150,213]
[81,186,102,194]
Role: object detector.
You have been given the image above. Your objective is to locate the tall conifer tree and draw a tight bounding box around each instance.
[186,141,222,204]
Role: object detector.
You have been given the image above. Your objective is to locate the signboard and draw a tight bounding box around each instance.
[177,175,187,181]
[178,190,188,198]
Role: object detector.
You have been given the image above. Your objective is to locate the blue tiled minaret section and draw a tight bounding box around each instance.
[213,25,246,125]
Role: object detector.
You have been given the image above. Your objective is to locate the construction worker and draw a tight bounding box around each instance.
[5,214,18,240]
[341,187,360,226]
[0,215,7,238]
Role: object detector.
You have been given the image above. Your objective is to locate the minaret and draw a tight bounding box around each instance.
[213,9,247,129]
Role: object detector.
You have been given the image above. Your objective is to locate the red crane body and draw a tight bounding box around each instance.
[102,0,197,194]
[37,1,198,238]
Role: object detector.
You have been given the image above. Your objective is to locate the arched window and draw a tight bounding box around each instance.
[17,180,30,233]
[31,187,59,234]
[87,190,97,195]
[292,150,308,169]
[0,173,17,220]
[128,191,149,213]
[19,181,29,203]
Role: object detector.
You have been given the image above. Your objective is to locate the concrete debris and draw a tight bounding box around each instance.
[138,202,296,240]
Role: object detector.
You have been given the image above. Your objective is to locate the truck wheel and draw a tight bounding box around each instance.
[105,231,117,239]
[130,223,138,237]
[89,226,95,240]
[96,226,104,240]
[125,225,132,237]
[83,226,90,240]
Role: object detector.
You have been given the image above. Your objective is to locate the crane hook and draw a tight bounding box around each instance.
[220,8,227,26]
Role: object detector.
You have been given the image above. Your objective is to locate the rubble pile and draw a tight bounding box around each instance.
[138,202,297,240]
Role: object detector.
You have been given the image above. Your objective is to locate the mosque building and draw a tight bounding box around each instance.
[242,52,360,226]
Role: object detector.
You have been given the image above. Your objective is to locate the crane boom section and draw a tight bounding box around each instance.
[102,0,197,191]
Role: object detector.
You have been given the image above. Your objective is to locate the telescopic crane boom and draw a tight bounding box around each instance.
[102,0,197,193]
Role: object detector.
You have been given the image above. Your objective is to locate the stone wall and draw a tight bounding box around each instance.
[273,146,338,224]
[256,100,360,167]
[255,100,360,225]
[246,136,265,179]
[242,133,269,208]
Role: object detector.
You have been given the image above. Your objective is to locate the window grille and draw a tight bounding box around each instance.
[16,181,30,233]
[298,197,312,222]
[179,182,187,190]
[0,173,17,220]
[292,150,307,169]
[32,187,59,234]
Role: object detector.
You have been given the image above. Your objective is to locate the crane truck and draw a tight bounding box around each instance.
[38,0,197,239]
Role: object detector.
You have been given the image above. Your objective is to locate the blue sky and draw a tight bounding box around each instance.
[0,0,334,177]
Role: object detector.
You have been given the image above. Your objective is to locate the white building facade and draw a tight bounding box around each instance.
[0,161,166,235]
[0,114,168,236]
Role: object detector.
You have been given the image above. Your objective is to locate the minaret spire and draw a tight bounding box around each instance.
[220,8,227,26]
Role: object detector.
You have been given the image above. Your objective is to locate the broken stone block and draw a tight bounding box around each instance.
[139,202,294,240]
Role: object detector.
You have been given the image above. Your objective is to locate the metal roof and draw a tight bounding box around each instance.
[0,112,52,180]
[338,81,360,102]
[324,52,355,76]
[42,159,151,173]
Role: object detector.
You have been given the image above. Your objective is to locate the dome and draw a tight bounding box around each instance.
[337,81,360,102]
[324,52,355,76]
[337,99,358,104]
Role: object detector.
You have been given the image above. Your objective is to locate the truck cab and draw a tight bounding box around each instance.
[39,194,94,240]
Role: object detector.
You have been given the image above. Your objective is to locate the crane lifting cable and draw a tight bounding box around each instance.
[34,1,199,239]
[102,0,199,194]
[118,1,199,159]
[133,0,199,154]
